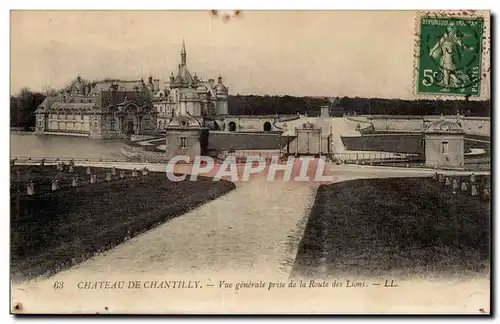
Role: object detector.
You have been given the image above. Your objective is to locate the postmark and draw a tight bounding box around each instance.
[414,11,489,98]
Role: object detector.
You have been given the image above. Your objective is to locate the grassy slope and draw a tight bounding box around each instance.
[11,166,236,281]
[293,177,490,279]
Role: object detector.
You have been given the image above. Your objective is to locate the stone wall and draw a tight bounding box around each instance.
[223,116,279,132]
[121,144,168,163]
[342,134,424,154]
[367,115,490,137]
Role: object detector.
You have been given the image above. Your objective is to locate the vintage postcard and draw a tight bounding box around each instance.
[10,10,491,314]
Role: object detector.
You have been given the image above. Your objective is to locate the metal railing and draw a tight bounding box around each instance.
[330,152,420,164]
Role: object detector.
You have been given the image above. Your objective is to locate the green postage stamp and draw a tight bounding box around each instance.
[416,13,484,96]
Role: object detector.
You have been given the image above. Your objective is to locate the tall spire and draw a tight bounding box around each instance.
[181,39,187,65]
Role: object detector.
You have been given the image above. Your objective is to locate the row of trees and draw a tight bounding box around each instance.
[11,90,491,130]
[228,95,491,117]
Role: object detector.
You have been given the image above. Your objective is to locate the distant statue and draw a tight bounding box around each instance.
[461,181,468,192]
[438,174,444,183]
[71,177,79,187]
[51,179,59,191]
[483,188,490,200]
[105,172,112,181]
[470,173,476,184]
[471,185,478,196]
[119,171,125,179]
[27,181,35,196]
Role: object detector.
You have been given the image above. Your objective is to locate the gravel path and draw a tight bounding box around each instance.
[21,176,316,280]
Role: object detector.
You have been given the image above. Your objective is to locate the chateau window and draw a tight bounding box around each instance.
[180,137,187,148]
[442,141,449,154]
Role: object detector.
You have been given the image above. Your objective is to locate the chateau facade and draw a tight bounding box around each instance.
[34,41,228,139]
[34,77,157,139]
[153,41,229,131]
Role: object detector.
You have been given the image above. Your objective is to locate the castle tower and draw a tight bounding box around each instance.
[214,76,229,115]
[181,39,187,66]
[424,119,465,169]
[147,75,154,92]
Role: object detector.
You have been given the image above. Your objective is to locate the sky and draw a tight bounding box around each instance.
[10,10,491,99]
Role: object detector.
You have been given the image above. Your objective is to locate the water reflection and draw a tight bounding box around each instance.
[10,132,126,160]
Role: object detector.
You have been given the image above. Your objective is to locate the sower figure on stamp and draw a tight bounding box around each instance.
[429,22,474,90]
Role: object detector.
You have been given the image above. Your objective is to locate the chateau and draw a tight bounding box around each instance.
[34,41,229,139]
[34,76,157,139]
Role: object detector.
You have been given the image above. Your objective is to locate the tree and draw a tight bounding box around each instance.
[10,88,46,129]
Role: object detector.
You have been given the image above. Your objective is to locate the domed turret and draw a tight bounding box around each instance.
[425,119,464,133]
[214,76,228,94]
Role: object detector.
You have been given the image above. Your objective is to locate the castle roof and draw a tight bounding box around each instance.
[49,102,96,112]
[90,80,148,94]
[173,65,195,85]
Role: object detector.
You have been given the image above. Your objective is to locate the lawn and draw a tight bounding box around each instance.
[292,176,490,279]
[11,165,236,281]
